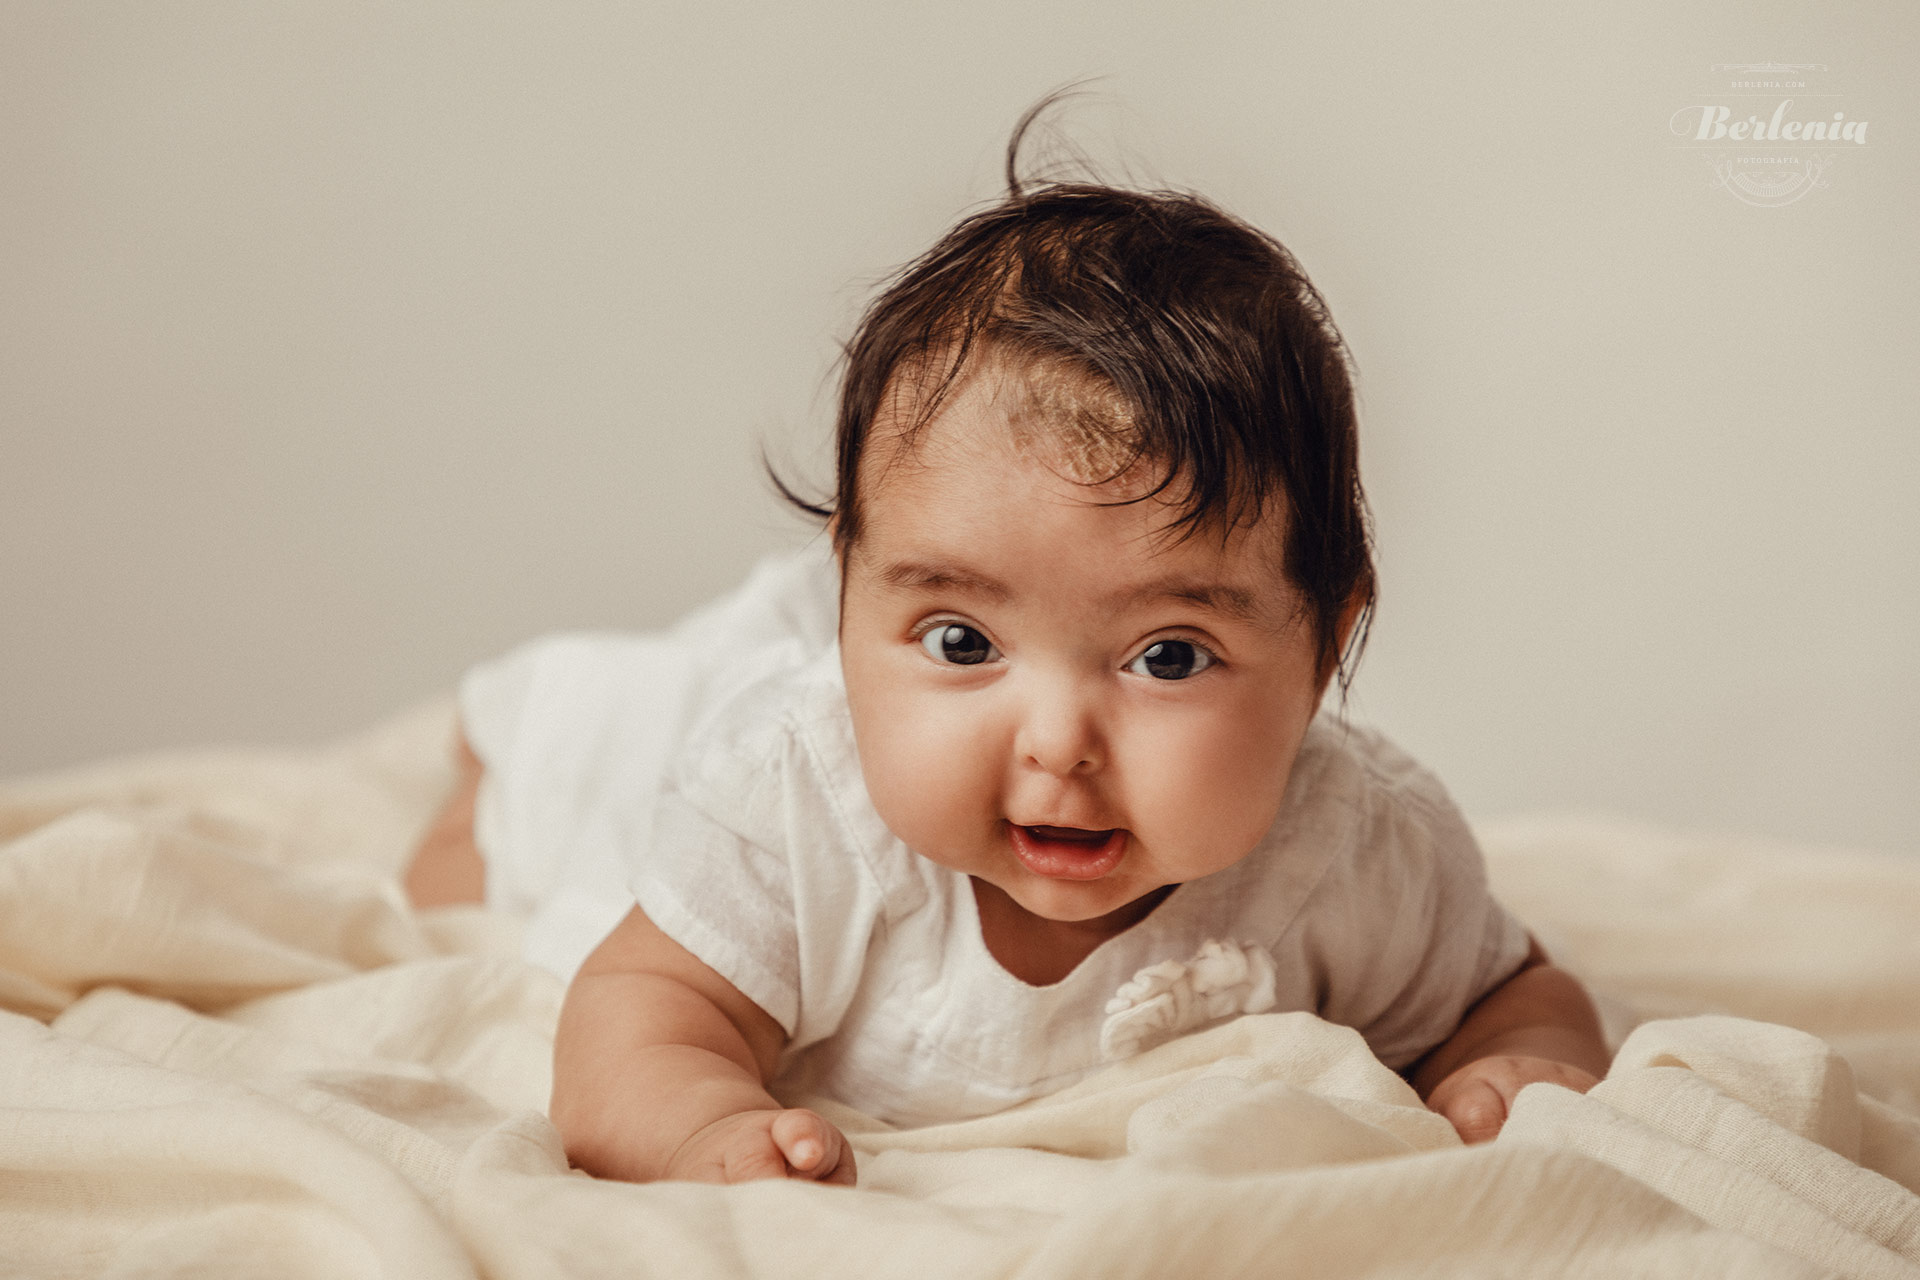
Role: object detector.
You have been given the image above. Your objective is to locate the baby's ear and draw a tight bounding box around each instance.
[1315,585,1372,699]
[824,515,848,572]
[1335,586,1369,654]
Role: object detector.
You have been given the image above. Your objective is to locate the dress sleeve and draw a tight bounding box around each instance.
[639,782,807,1033]
[630,661,884,1051]
[1295,729,1533,1071]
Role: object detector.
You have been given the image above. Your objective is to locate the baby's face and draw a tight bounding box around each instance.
[837,362,1339,930]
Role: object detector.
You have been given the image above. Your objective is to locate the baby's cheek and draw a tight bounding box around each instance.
[855,691,996,850]
[1124,713,1294,867]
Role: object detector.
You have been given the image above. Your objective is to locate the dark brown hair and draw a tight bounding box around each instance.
[770,94,1376,688]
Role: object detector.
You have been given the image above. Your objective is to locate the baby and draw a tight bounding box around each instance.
[406,120,1609,1188]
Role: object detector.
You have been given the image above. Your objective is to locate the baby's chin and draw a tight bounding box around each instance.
[995,874,1178,931]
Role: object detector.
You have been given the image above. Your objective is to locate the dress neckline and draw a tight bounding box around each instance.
[962,874,1183,990]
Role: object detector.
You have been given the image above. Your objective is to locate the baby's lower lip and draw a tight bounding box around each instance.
[1008,824,1128,881]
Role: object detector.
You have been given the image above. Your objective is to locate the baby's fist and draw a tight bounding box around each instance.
[1426,1055,1600,1144]
[666,1108,857,1186]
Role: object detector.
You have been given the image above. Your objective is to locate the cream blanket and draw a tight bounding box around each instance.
[3,702,1918,1278]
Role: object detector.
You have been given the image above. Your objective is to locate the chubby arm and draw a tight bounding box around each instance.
[1408,936,1611,1143]
[551,904,856,1186]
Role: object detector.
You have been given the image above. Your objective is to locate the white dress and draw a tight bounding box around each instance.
[462,541,1532,1127]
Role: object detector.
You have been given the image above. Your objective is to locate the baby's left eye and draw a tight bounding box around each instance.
[1126,640,1217,681]
[920,622,998,666]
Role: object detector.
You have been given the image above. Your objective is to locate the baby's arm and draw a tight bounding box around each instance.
[1408,937,1610,1144]
[551,904,856,1186]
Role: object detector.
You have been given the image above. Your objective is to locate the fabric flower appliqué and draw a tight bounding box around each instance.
[1099,939,1280,1061]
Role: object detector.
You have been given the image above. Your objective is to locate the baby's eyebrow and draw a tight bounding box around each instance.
[1124,578,1267,625]
[873,559,1270,626]
[874,560,1013,602]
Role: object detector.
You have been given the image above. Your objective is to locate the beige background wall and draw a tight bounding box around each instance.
[4,2,1914,856]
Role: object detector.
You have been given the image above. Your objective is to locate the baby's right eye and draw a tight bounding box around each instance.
[918,623,998,666]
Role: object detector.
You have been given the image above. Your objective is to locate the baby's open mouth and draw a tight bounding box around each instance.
[1025,825,1114,842]
[1009,824,1128,880]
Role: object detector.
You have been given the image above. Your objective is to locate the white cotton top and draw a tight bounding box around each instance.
[461,540,1532,1128]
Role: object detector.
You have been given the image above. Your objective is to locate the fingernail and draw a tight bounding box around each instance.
[793,1140,821,1167]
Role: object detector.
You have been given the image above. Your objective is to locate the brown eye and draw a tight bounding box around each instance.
[919,623,996,666]
[1127,640,1216,680]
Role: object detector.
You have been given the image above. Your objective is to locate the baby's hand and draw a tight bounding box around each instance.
[664,1107,857,1186]
[1426,1055,1600,1144]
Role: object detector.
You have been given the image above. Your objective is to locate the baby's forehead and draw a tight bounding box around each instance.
[997,359,1141,485]
[871,351,1141,488]
[859,347,1291,568]
[865,439,1288,579]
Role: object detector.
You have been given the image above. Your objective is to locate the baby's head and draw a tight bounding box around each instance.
[777,128,1374,929]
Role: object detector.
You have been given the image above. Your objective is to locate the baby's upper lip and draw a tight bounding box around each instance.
[1014,820,1123,838]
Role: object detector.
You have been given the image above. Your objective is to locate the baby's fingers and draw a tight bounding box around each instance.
[770,1108,856,1186]
[1436,1077,1509,1145]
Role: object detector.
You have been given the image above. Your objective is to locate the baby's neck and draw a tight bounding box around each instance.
[970,878,1176,988]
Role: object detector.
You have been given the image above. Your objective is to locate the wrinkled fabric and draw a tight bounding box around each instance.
[1,702,1917,1279]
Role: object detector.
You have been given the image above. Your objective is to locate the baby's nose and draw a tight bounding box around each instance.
[1014,685,1105,777]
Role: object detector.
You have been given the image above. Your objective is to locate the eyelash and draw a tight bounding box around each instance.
[909,618,993,659]
[1132,635,1224,678]
[908,618,1224,675]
